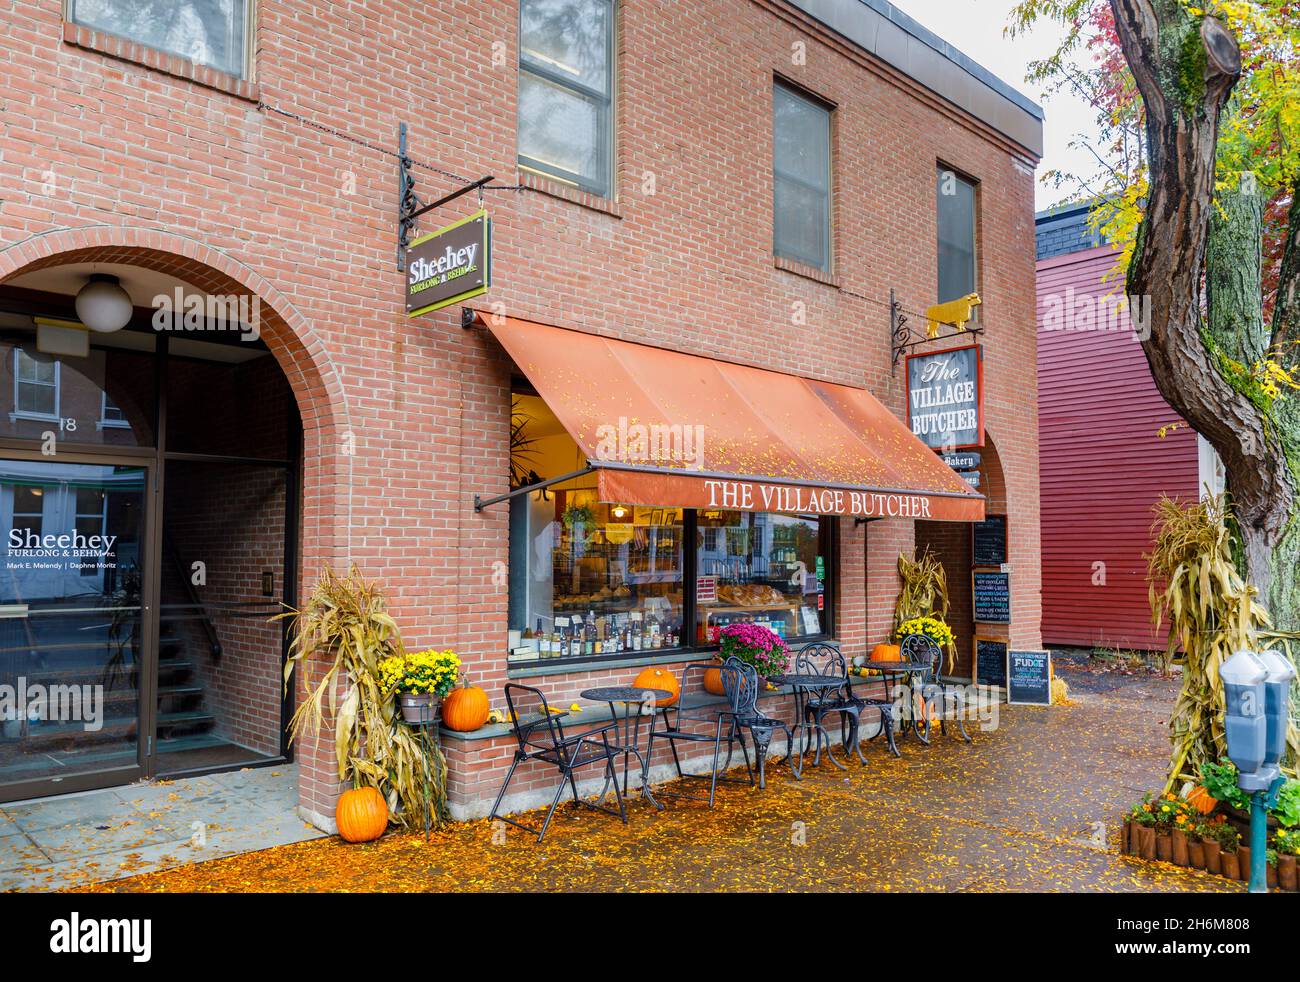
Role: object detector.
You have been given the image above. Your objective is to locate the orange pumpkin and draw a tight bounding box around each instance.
[442,680,490,732]
[703,659,726,696]
[1187,785,1218,816]
[633,666,680,707]
[336,786,388,843]
[870,643,902,663]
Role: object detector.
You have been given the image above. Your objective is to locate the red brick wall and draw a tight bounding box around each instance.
[0,0,1041,822]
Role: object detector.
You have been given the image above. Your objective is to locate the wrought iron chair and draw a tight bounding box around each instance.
[648,662,754,808]
[899,633,972,744]
[794,641,868,766]
[488,683,628,842]
[718,656,799,789]
[845,653,901,758]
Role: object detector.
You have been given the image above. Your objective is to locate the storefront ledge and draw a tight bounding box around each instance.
[440,682,802,742]
[518,170,623,219]
[62,22,260,103]
[774,255,840,289]
[505,648,689,681]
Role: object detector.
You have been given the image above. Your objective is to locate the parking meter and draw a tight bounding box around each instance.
[1220,650,1269,789]
[1256,649,1296,774]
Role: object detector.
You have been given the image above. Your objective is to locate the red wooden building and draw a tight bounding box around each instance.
[1035,204,1217,653]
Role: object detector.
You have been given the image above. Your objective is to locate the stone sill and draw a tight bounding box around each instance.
[63,22,260,102]
[774,254,840,289]
[518,170,623,218]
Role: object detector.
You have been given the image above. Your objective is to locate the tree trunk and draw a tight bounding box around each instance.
[1110,0,1298,621]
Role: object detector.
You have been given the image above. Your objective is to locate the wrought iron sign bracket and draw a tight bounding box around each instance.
[396,122,494,271]
[890,288,985,374]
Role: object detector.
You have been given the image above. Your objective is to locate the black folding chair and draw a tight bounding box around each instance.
[794,641,869,766]
[900,634,972,744]
[647,662,754,808]
[487,683,628,842]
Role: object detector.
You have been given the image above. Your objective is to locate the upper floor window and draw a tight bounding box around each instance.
[517,0,615,197]
[937,167,978,303]
[12,349,60,422]
[773,81,833,273]
[66,0,251,78]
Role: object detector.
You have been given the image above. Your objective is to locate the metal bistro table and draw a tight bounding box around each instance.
[768,674,847,772]
[580,686,672,811]
[856,660,934,746]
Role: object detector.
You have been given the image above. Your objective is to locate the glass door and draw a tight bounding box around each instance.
[0,458,148,796]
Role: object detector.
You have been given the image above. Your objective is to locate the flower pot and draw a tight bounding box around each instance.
[1221,851,1240,881]
[1120,820,1131,855]
[1156,832,1173,863]
[1279,854,1297,892]
[1267,862,1277,889]
[1203,840,1221,876]
[1238,845,1251,879]
[1187,839,1206,871]
[1171,829,1190,866]
[398,693,437,725]
[1134,824,1156,861]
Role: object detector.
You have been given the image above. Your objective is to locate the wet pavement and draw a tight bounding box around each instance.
[53,657,1239,893]
[0,765,320,892]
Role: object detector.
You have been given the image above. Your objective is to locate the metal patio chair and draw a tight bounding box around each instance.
[899,633,972,744]
[488,683,628,842]
[647,662,755,808]
[718,656,799,789]
[794,641,869,766]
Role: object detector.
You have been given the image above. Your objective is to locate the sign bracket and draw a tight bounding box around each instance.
[396,121,494,271]
[890,289,985,373]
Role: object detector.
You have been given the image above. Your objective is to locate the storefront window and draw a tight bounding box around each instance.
[937,165,978,304]
[508,495,685,663]
[696,511,828,644]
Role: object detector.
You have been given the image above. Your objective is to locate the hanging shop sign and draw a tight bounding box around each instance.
[406,209,491,317]
[940,451,981,471]
[904,343,984,450]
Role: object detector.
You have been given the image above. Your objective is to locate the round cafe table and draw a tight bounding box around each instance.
[767,674,847,772]
[855,660,934,745]
[580,686,672,810]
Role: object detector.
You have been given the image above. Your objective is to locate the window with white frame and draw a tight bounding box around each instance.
[12,349,60,422]
[66,0,251,78]
[517,0,615,196]
[99,392,130,429]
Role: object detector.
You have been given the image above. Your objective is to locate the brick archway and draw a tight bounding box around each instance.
[0,226,352,827]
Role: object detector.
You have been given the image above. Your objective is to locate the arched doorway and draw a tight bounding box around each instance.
[0,237,336,803]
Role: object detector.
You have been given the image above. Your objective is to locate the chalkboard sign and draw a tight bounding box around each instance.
[1008,649,1052,705]
[972,514,1008,567]
[975,637,1007,687]
[972,570,1011,624]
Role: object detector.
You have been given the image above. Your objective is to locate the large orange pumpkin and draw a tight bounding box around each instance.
[1187,785,1218,816]
[703,660,726,696]
[870,643,902,663]
[633,667,680,707]
[442,680,490,732]
[336,786,388,843]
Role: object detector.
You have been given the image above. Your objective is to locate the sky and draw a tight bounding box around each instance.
[888,0,1097,210]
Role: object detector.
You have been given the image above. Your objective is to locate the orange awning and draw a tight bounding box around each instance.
[480,313,985,523]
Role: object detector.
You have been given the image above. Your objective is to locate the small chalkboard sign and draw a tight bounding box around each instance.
[975,636,1007,688]
[972,570,1011,624]
[972,514,1008,567]
[1008,649,1052,705]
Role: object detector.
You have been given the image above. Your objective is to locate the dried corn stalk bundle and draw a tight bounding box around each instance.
[895,546,955,671]
[280,565,448,830]
[1147,495,1298,792]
